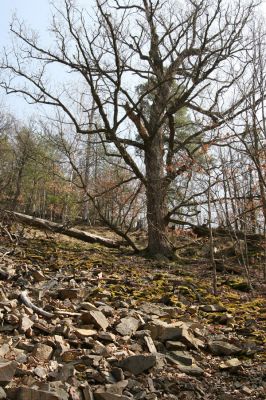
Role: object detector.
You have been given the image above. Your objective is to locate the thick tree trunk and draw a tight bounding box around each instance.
[145,135,174,257]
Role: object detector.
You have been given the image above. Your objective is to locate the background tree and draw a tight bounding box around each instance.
[1,0,265,256]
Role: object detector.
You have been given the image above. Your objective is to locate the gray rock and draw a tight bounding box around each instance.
[82,386,94,400]
[0,344,10,358]
[74,328,98,338]
[168,351,194,366]
[219,358,242,369]
[105,381,129,395]
[139,303,169,317]
[31,270,46,282]
[58,288,79,300]
[145,320,204,349]
[0,361,17,385]
[0,387,6,399]
[98,305,115,316]
[208,341,242,356]
[145,320,185,341]
[166,356,204,376]
[111,367,125,381]
[82,310,109,331]
[34,366,47,378]
[165,341,187,351]
[19,316,34,333]
[199,304,227,312]
[32,343,53,361]
[144,336,157,353]
[79,302,98,311]
[119,354,156,375]
[98,332,116,342]
[116,317,140,336]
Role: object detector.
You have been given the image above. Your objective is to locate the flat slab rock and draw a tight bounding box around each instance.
[146,320,204,349]
[81,310,109,331]
[0,361,17,384]
[166,355,204,376]
[168,351,194,366]
[208,340,242,356]
[118,354,157,375]
[115,317,140,336]
[219,358,242,369]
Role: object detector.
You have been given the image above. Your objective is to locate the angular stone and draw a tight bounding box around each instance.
[208,341,241,356]
[0,361,17,385]
[105,381,129,395]
[168,351,194,366]
[19,316,34,333]
[57,364,75,381]
[144,336,157,353]
[82,386,94,400]
[242,386,253,395]
[61,349,83,362]
[111,367,124,382]
[0,344,10,358]
[166,357,204,376]
[140,303,169,317]
[42,382,69,400]
[32,343,53,361]
[79,302,98,311]
[116,317,140,336]
[93,341,109,356]
[81,310,109,331]
[146,320,204,349]
[98,332,116,342]
[118,354,156,375]
[98,305,115,317]
[165,341,187,351]
[58,288,79,300]
[145,320,185,341]
[0,387,6,399]
[199,304,227,313]
[219,358,241,369]
[74,328,97,339]
[34,366,47,378]
[32,270,46,282]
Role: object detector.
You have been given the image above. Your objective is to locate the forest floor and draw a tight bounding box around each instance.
[0,225,265,399]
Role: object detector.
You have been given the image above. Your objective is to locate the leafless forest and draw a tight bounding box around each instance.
[0,2,266,398]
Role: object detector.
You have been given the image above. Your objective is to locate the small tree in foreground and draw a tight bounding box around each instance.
[1,0,264,256]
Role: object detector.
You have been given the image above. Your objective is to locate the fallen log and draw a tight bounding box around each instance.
[8,211,123,248]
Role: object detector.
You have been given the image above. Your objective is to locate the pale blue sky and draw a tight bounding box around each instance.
[0,0,53,118]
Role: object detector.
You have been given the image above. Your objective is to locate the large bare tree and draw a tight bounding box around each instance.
[0,0,264,256]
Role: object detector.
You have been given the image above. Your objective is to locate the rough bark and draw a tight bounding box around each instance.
[144,135,174,257]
